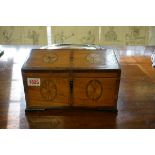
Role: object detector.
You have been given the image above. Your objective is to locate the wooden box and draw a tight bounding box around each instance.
[21,48,121,111]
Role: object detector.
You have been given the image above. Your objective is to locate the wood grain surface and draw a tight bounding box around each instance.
[22,48,121,110]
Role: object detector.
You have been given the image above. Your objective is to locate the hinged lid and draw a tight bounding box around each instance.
[22,48,121,73]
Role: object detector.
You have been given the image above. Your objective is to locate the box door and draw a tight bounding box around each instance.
[25,76,70,109]
[73,77,118,108]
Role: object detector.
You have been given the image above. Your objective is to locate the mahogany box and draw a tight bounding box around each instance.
[21,48,121,111]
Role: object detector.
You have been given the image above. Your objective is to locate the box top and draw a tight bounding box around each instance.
[22,48,121,73]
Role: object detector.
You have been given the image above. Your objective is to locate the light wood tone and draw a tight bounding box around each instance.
[22,48,121,110]
[72,49,119,69]
[23,49,120,71]
[73,77,119,107]
[23,49,70,69]
[22,73,70,109]
[22,72,70,78]
[73,72,119,78]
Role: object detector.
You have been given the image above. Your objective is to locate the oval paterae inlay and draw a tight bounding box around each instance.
[40,80,57,101]
[86,80,103,101]
[86,53,102,64]
[43,53,57,63]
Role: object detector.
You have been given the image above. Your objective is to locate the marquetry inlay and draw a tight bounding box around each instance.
[40,80,57,101]
[86,53,103,64]
[43,53,58,63]
[86,79,103,101]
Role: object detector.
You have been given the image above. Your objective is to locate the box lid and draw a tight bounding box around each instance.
[22,48,121,73]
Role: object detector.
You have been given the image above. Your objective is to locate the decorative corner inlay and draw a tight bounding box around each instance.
[43,53,58,63]
[86,80,103,101]
[40,80,57,101]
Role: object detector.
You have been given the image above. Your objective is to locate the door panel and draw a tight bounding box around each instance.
[73,78,118,107]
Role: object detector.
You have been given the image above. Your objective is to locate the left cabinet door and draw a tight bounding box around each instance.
[23,73,70,110]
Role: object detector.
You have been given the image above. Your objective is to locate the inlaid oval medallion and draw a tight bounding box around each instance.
[40,80,57,101]
[43,53,57,63]
[86,80,103,101]
[86,53,102,64]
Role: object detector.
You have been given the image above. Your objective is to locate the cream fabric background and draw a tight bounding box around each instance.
[52,26,150,46]
[148,26,155,45]
[100,26,126,45]
[51,26,99,45]
[0,26,154,45]
[0,26,47,45]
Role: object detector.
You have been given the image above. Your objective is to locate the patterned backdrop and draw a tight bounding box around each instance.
[0,26,47,45]
[51,26,99,45]
[100,26,148,45]
[0,26,155,45]
[52,26,151,46]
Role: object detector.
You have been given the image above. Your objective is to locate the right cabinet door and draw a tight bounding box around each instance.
[73,77,119,108]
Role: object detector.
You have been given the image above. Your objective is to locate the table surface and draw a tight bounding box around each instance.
[1,45,155,129]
